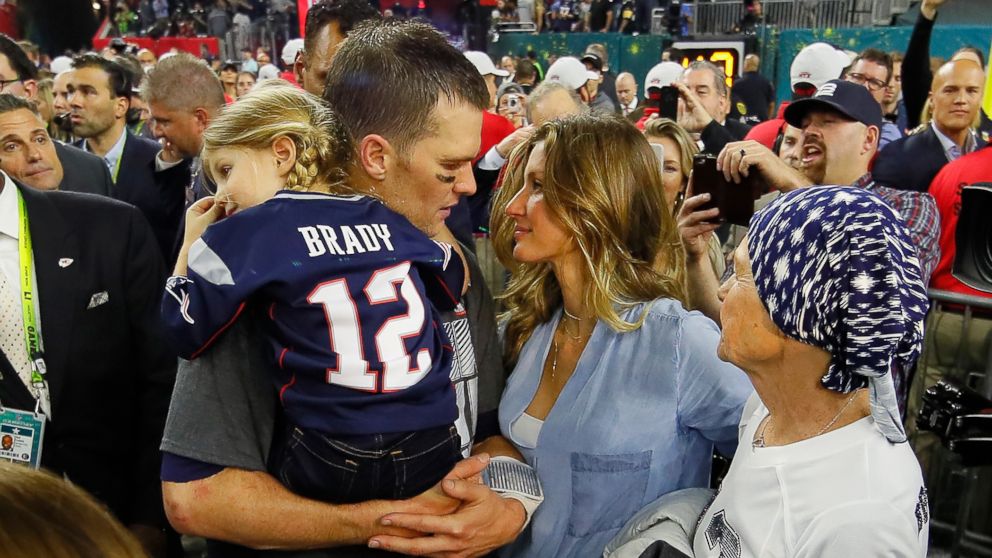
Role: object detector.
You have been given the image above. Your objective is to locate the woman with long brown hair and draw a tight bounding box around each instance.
[489,113,751,557]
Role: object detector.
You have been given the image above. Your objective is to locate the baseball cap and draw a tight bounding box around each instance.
[258,64,281,81]
[790,43,850,91]
[281,38,304,66]
[580,53,604,73]
[643,62,683,99]
[50,56,73,75]
[545,57,600,90]
[220,59,240,72]
[464,51,509,78]
[784,80,883,129]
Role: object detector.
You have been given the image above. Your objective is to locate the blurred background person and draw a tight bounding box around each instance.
[235,70,256,97]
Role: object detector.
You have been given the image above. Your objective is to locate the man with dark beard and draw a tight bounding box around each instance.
[678,80,939,324]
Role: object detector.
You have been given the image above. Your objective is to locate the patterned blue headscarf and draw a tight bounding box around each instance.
[747,186,929,443]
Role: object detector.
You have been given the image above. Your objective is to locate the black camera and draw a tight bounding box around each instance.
[917,380,992,466]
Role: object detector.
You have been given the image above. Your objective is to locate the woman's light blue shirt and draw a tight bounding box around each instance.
[498,299,753,557]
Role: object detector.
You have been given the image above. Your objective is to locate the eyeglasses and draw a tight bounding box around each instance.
[0,78,21,93]
[846,73,888,92]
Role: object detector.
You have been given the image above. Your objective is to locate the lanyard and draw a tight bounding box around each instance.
[15,191,46,392]
[110,133,126,183]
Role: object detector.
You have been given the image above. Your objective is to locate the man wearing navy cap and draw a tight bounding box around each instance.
[679,80,940,406]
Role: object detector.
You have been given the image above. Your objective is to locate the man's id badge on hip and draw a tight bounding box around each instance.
[0,407,45,469]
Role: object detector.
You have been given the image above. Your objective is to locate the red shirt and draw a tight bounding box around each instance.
[927,145,992,297]
[477,111,516,164]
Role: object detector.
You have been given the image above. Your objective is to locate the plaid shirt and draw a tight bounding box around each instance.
[855,173,941,285]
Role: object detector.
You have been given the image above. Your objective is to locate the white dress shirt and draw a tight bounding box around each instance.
[83,127,127,182]
[932,121,977,162]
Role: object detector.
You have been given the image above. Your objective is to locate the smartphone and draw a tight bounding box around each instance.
[691,153,761,227]
[658,86,679,120]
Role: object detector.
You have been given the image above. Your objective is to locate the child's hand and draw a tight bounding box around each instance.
[183,196,224,248]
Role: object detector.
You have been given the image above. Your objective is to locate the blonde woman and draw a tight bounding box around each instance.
[0,463,147,557]
[490,114,752,557]
[162,81,465,506]
[643,117,726,280]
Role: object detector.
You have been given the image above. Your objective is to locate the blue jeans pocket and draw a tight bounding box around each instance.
[389,425,461,499]
[566,450,652,538]
[278,427,360,502]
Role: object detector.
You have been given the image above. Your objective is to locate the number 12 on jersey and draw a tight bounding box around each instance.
[307,261,432,393]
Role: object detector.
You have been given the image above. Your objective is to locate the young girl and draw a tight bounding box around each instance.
[162,81,464,503]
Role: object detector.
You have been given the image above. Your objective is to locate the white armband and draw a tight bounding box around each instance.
[483,456,544,530]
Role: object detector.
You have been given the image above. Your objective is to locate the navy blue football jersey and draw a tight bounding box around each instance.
[162,191,462,435]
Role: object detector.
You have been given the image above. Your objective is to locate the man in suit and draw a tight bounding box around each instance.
[675,60,751,155]
[68,54,189,259]
[141,52,226,204]
[0,94,112,195]
[873,59,986,193]
[0,173,176,555]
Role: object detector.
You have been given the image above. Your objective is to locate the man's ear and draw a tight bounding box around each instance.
[193,107,211,132]
[22,79,38,101]
[293,50,305,87]
[114,95,130,120]
[864,125,880,155]
[271,136,297,177]
[357,134,394,183]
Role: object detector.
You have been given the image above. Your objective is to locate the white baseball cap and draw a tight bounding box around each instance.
[643,62,684,99]
[258,63,281,81]
[50,56,74,75]
[281,38,304,66]
[790,42,850,91]
[545,57,599,91]
[464,51,509,77]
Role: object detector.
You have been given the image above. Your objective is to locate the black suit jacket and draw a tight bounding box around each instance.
[873,127,987,193]
[76,131,191,259]
[54,141,113,197]
[0,183,176,528]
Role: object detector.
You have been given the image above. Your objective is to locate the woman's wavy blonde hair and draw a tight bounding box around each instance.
[491,114,688,366]
[202,80,353,193]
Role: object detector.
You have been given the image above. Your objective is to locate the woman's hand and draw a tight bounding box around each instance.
[677,173,721,263]
[174,197,224,276]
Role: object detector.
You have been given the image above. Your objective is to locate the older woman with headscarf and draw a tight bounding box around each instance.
[694,186,930,557]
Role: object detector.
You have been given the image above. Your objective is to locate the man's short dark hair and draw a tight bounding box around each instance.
[853,48,893,83]
[515,59,536,81]
[72,54,132,99]
[324,19,489,156]
[303,0,381,55]
[0,34,38,81]
[0,93,39,117]
[115,55,144,96]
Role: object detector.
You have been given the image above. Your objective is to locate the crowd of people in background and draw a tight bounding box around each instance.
[0,0,990,556]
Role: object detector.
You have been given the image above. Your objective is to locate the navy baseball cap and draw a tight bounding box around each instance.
[784,79,883,129]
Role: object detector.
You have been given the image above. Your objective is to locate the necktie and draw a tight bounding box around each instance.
[0,269,51,417]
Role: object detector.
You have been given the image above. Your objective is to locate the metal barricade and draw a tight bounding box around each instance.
[692,0,895,36]
[910,289,992,557]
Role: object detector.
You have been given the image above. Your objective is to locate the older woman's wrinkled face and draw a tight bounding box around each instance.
[717,236,785,368]
[505,141,573,266]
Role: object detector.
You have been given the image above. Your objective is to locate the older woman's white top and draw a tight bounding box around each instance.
[693,394,929,557]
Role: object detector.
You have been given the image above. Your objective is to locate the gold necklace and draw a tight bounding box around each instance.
[753,389,861,449]
[561,308,592,341]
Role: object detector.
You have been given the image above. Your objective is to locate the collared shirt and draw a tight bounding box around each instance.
[0,172,20,291]
[931,121,977,161]
[0,173,49,414]
[84,127,127,182]
[620,98,638,117]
